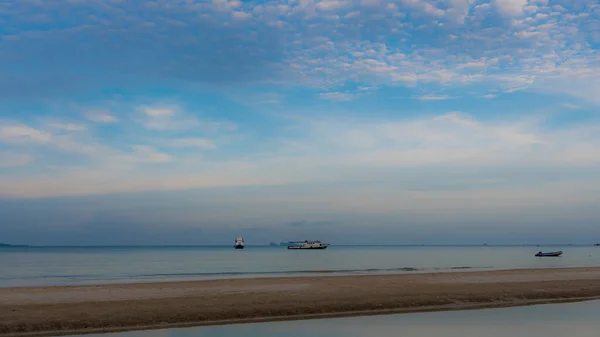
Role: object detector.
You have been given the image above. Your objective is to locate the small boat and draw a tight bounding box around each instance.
[535,251,562,257]
[234,237,244,249]
[287,240,329,250]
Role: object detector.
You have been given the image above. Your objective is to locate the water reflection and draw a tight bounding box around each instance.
[85,300,600,337]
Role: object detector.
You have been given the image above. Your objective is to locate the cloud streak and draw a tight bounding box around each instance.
[1,111,599,199]
[85,111,118,123]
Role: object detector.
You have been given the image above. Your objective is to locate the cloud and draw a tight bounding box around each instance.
[167,138,217,150]
[0,115,178,172]
[142,107,176,118]
[127,145,172,163]
[138,104,238,133]
[232,11,251,19]
[85,111,118,123]
[0,122,52,144]
[1,111,598,199]
[0,119,108,156]
[413,94,455,101]
[1,0,598,107]
[493,0,529,17]
[344,11,360,19]
[319,92,355,101]
[139,105,198,131]
[0,153,33,168]
[47,123,87,132]
[562,103,582,110]
[316,0,347,11]
[481,94,497,99]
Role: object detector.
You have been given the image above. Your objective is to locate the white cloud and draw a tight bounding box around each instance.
[423,4,445,17]
[492,0,529,17]
[413,94,455,101]
[319,92,355,101]
[142,106,176,117]
[515,30,542,38]
[316,0,346,11]
[3,112,599,199]
[288,26,600,104]
[137,104,239,133]
[103,145,173,167]
[139,105,197,131]
[128,145,171,163]
[562,103,582,110]
[400,0,445,16]
[85,111,118,123]
[47,122,87,132]
[481,94,497,99]
[0,120,105,155]
[3,0,597,108]
[167,138,217,149]
[0,153,33,168]
[232,11,251,19]
[0,123,51,144]
[344,11,360,19]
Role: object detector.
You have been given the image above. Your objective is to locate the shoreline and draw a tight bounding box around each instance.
[3,264,598,290]
[2,267,600,336]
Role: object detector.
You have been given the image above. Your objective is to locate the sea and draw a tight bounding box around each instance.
[1,244,599,288]
[74,300,600,337]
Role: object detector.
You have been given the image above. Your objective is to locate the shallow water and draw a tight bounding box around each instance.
[78,300,600,337]
[1,245,598,287]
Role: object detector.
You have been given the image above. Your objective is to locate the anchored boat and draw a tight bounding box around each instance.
[287,240,329,250]
[535,251,562,257]
[234,237,244,249]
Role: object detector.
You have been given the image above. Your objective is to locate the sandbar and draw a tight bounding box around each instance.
[2,267,600,336]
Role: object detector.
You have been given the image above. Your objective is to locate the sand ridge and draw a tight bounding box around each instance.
[1,267,600,336]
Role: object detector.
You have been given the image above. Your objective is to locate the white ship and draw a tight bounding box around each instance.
[287,240,329,250]
[234,237,244,249]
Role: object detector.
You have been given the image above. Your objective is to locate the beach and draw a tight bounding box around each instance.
[2,267,600,337]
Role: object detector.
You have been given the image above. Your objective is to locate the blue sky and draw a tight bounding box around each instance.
[1,0,600,245]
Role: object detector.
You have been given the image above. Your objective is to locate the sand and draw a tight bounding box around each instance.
[2,267,600,337]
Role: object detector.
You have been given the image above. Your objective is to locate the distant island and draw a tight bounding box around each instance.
[0,243,30,247]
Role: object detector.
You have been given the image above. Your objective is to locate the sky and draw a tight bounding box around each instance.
[1,0,600,245]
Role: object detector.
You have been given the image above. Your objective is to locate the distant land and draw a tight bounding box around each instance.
[0,243,30,247]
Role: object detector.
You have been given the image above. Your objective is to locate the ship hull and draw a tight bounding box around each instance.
[535,251,562,257]
[287,246,328,250]
[234,245,244,249]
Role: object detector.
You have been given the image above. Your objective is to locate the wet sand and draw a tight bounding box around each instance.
[2,267,600,337]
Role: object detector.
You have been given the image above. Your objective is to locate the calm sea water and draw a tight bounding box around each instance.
[78,300,600,337]
[1,245,599,288]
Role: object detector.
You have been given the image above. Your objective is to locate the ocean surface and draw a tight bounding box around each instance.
[1,245,599,288]
[77,300,600,337]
